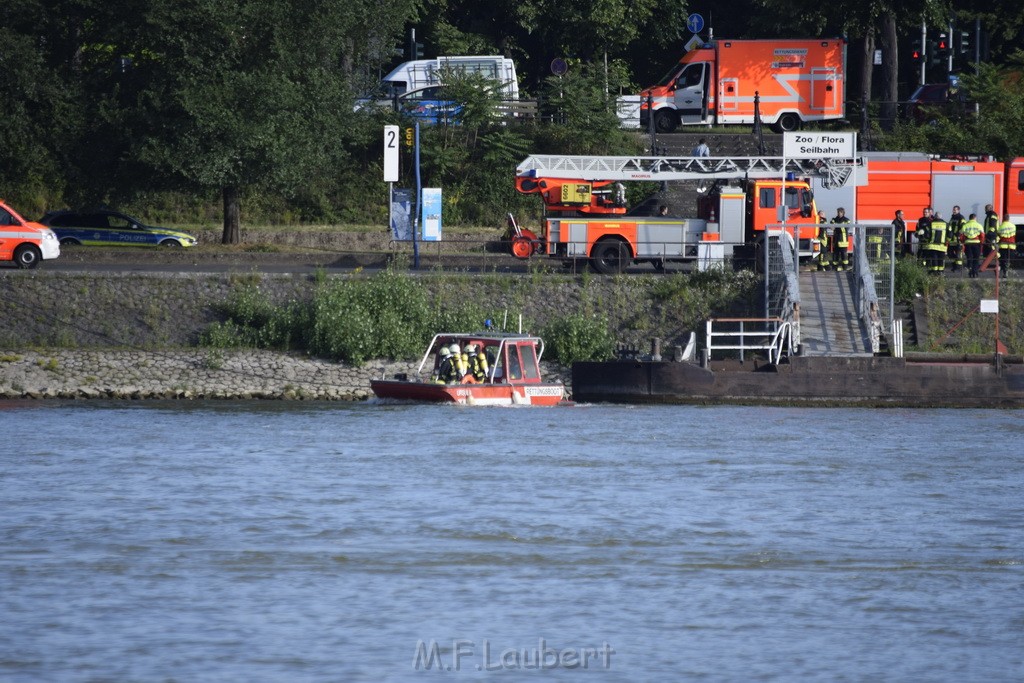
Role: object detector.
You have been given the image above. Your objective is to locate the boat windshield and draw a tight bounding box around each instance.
[519,343,540,379]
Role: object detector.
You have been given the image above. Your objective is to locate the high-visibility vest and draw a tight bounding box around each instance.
[998,220,1016,248]
[985,212,1000,241]
[948,213,965,236]
[832,221,849,248]
[962,220,983,243]
[892,218,906,243]
[927,221,947,251]
[817,225,830,246]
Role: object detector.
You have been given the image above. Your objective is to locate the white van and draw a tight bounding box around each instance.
[358,55,520,115]
[378,55,518,100]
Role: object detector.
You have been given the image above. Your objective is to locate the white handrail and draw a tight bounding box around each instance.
[705,318,790,363]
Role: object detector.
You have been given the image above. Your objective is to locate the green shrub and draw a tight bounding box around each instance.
[542,314,615,364]
[894,258,929,302]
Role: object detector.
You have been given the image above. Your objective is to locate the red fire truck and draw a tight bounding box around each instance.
[511,154,859,273]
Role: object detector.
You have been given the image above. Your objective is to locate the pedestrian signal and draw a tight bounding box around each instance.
[911,40,922,64]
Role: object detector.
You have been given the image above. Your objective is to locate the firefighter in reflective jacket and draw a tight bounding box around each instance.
[831,208,851,271]
[817,211,831,271]
[916,207,934,257]
[434,346,457,383]
[984,204,999,258]
[947,205,965,271]
[961,214,984,279]
[465,344,490,382]
[925,214,948,273]
[449,343,468,380]
[998,214,1016,276]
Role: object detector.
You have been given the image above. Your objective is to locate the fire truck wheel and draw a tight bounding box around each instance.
[510,235,533,259]
[773,112,801,133]
[654,110,678,134]
[14,244,41,269]
[591,238,631,274]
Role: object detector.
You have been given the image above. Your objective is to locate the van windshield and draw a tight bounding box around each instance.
[654,64,685,88]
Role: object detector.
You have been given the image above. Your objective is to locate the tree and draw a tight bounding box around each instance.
[414,0,689,91]
[133,0,414,243]
[0,0,78,211]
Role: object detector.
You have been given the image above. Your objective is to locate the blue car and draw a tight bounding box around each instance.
[397,86,461,124]
[39,209,197,247]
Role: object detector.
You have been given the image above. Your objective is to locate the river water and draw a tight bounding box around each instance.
[1,401,1021,682]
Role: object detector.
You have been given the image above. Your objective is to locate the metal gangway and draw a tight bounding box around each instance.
[797,224,896,356]
[754,223,897,359]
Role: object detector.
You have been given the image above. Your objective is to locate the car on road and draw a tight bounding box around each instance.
[39,209,198,247]
[906,83,971,124]
[0,199,60,268]
[356,85,463,123]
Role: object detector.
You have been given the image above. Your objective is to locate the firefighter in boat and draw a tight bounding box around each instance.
[465,344,490,382]
[433,346,458,384]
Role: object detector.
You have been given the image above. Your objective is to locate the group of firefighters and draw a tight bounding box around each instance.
[432,342,490,384]
[815,204,1017,278]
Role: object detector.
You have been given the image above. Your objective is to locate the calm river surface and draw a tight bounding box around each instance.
[1,401,1022,682]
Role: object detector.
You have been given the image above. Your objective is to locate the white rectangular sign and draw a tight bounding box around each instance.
[783,132,856,159]
[980,299,999,314]
[383,125,399,182]
[421,187,442,241]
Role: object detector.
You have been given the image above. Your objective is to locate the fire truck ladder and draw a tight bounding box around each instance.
[516,155,860,189]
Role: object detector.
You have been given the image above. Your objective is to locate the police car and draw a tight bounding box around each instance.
[39,209,197,247]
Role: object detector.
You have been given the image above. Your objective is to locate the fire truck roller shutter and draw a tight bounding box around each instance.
[931,173,999,220]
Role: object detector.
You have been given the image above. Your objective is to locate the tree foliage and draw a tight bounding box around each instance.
[3,0,1024,235]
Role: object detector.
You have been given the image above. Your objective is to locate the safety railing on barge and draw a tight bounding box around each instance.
[704,317,796,363]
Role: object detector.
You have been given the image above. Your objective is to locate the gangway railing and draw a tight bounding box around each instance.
[851,225,893,354]
[764,226,802,350]
[705,317,794,363]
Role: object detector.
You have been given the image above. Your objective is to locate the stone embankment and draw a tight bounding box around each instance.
[0,349,572,401]
[0,267,730,401]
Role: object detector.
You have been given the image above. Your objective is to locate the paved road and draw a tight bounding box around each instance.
[13,246,685,275]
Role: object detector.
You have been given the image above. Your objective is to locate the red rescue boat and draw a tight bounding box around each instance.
[370,333,566,406]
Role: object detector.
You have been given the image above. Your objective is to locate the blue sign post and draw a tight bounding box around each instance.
[686,13,704,34]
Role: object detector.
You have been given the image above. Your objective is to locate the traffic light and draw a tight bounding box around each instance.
[413,41,424,59]
[911,40,922,65]
[927,36,940,66]
[937,33,950,57]
[957,30,971,55]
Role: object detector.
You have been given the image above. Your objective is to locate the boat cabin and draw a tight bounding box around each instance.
[421,333,546,384]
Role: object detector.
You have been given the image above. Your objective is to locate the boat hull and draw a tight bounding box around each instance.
[371,379,565,406]
[572,355,1024,407]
